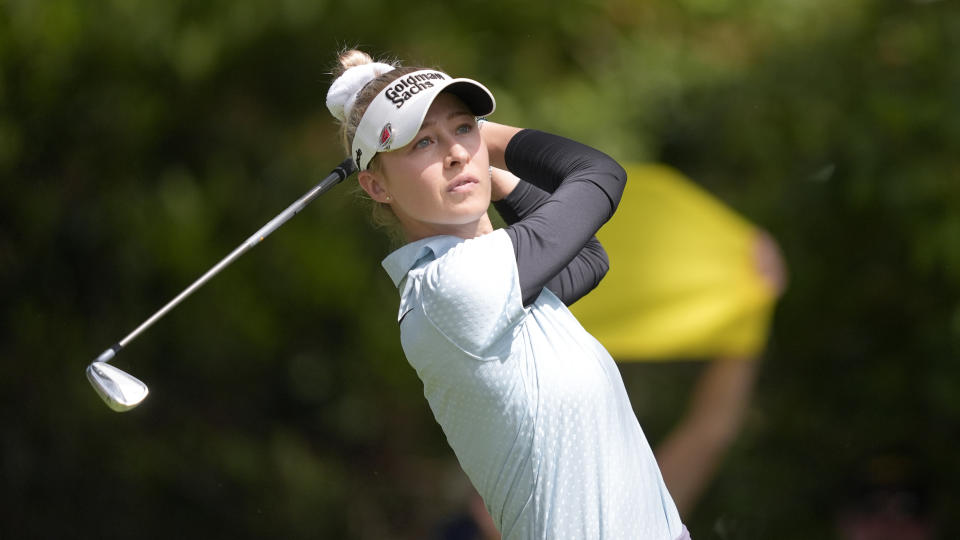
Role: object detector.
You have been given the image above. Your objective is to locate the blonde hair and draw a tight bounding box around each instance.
[329,49,420,235]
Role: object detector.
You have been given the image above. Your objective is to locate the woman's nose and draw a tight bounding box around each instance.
[444,141,470,168]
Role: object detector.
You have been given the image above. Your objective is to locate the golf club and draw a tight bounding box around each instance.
[86,158,357,412]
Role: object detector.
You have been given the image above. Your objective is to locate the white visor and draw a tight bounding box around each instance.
[352,69,496,170]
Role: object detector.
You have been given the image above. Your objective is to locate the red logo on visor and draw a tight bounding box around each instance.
[378,123,394,150]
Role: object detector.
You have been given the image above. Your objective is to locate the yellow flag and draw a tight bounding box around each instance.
[571,164,779,361]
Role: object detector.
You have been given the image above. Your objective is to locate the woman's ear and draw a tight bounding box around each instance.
[358,170,391,204]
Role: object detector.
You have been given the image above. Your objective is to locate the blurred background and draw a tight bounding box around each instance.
[2,0,958,538]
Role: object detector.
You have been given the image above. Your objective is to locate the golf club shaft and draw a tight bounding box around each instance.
[95,158,357,364]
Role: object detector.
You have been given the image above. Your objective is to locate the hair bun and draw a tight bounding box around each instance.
[338,49,374,71]
[326,52,396,123]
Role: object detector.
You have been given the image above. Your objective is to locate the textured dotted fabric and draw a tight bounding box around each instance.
[382,230,684,540]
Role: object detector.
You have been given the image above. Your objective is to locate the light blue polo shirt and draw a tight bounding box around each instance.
[382,229,683,540]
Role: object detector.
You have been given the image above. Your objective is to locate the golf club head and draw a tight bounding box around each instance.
[86,361,149,412]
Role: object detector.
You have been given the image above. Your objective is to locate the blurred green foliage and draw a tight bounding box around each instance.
[2,0,957,538]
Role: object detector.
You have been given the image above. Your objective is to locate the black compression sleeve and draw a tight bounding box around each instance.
[494,180,609,305]
[505,129,625,212]
[492,181,545,225]
[501,130,626,306]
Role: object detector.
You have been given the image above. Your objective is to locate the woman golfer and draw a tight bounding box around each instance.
[326,50,688,539]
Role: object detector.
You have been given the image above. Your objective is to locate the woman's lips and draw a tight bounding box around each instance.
[448,177,478,192]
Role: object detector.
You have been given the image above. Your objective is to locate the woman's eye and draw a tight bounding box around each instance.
[414,137,431,149]
[456,123,473,134]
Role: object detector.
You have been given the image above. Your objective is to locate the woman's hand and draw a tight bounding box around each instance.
[489,166,521,202]
[479,120,522,170]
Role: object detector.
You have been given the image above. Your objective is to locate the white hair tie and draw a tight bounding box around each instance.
[326,62,396,122]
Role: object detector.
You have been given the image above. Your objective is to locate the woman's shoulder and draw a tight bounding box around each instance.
[425,229,514,279]
[417,229,521,313]
[415,229,526,358]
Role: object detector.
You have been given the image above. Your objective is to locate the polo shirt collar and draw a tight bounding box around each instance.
[381,235,465,288]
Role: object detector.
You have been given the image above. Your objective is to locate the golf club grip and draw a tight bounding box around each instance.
[335,158,358,181]
[296,158,357,215]
[106,158,358,355]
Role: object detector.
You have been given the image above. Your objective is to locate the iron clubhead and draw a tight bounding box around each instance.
[86,361,149,412]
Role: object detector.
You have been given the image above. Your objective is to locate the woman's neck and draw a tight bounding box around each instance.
[402,213,495,243]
